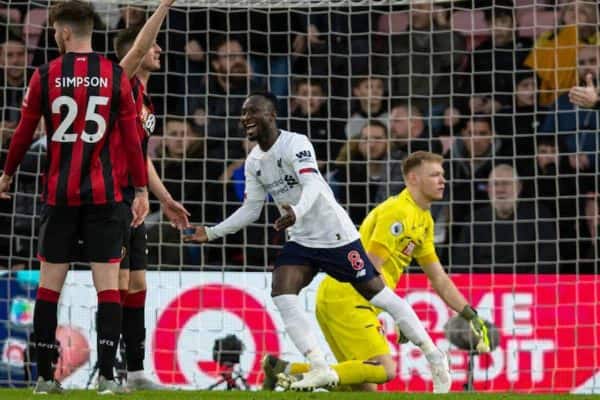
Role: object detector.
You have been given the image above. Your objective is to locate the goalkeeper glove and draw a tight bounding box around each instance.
[460,305,491,353]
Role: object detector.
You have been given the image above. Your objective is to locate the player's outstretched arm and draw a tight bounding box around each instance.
[183,198,264,243]
[420,261,490,353]
[120,0,175,79]
[569,73,600,109]
[147,157,190,229]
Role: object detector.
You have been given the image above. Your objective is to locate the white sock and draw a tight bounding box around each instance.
[127,370,145,381]
[272,294,327,370]
[369,287,437,355]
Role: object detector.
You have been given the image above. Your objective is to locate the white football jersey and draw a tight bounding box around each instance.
[245,130,359,247]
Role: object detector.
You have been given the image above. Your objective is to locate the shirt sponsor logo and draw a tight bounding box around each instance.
[401,241,416,256]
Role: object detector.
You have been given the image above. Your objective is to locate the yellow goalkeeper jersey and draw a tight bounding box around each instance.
[319,188,439,299]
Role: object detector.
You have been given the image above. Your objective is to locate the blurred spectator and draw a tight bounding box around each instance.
[0,36,26,150]
[579,192,600,273]
[248,9,305,101]
[331,120,391,225]
[539,44,600,192]
[31,6,113,66]
[189,36,264,164]
[524,0,600,106]
[534,135,578,266]
[494,68,543,182]
[388,102,442,154]
[149,117,222,266]
[385,2,466,115]
[301,7,384,78]
[345,74,387,138]
[447,115,513,228]
[288,78,345,171]
[452,164,557,273]
[465,2,533,112]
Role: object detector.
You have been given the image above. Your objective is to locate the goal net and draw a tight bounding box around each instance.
[0,0,598,393]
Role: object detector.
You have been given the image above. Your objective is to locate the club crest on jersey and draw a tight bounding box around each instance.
[277,158,282,168]
[390,222,403,236]
[401,241,416,256]
[140,105,156,135]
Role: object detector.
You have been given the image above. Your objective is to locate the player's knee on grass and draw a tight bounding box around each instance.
[271,264,316,297]
[128,270,147,292]
[376,356,397,381]
[351,275,386,301]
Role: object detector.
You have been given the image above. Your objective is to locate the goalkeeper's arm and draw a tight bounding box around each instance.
[420,260,491,353]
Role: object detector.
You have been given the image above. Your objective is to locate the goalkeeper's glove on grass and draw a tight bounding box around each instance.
[460,305,491,353]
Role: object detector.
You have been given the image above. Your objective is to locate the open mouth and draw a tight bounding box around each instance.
[244,123,257,134]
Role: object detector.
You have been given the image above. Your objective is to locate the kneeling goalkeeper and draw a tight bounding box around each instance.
[266,151,491,391]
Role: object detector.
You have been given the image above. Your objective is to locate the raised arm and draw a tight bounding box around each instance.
[119,0,175,79]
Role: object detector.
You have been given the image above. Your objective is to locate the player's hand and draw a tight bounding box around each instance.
[274,204,296,231]
[161,197,191,230]
[569,73,599,108]
[460,305,491,353]
[131,188,149,228]
[0,173,12,200]
[183,226,208,243]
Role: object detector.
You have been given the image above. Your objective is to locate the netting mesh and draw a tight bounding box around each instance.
[0,0,598,393]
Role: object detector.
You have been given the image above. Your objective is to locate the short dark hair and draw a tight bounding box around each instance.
[49,0,95,37]
[249,91,278,113]
[360,120,388,137]
[483,0,514,24]
[466,114,493,129]
[402,151,444,178]
[293,78,327,95]
[113,25,141,61]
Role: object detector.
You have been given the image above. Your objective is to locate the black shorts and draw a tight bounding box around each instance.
[274,240,379,283]
[120,217,148,271]
[38,203,129,264]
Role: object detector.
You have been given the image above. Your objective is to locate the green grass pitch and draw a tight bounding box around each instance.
[0,390,598,400]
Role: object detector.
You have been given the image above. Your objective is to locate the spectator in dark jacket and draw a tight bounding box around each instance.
[465,2,533,112]
[188,36,264,165]
[331,120,392,225]
[452,164,558,273]
[539,44,600,193]
[447,115,513,229]
[288,78,346,171]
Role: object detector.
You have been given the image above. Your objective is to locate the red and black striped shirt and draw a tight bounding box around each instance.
[3,52,147,206]
[121,76,156,202]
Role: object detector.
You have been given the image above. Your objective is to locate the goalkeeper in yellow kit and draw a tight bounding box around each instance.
[264,151,491,391]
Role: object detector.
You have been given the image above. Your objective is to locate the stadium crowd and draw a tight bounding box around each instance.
[0,0,598,274]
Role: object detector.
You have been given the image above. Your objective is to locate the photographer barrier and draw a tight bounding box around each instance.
[0,271,598,393]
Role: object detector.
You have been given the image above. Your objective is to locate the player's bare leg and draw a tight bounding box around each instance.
[33,262,70,394]
[91,262,128,394]
[353,276,451,393]
[271,265,339,390]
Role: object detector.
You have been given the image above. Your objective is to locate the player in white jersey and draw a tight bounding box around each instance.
[185,93,451,392]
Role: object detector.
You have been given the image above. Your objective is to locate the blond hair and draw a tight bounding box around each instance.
[402,151,444,178]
